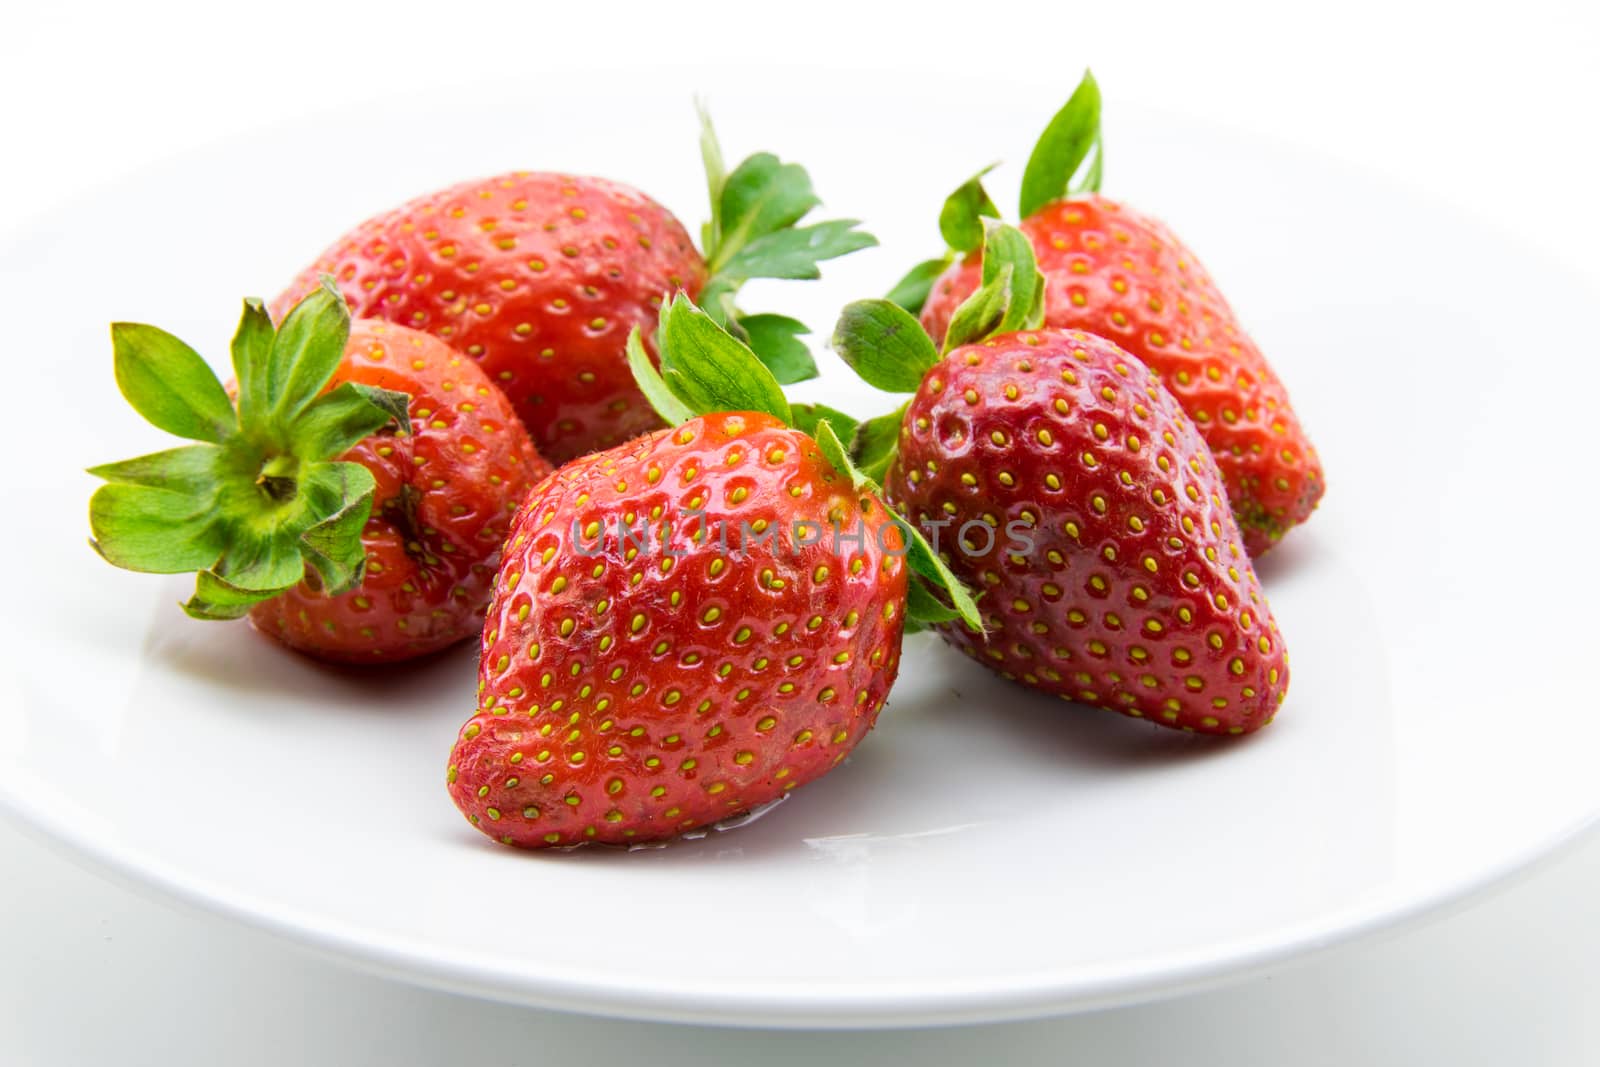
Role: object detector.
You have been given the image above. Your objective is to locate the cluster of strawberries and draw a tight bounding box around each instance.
[91,74,1321,850]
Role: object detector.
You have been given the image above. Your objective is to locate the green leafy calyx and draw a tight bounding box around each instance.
[810,421,983,634]
[625,295,981,633]
[695,104,877,386]
[941,219,1046,352]
[841,221,1044,379]
[884,254,954,317]
[883,69,1103,315]
[790,402,859,442]
[831,222,1053,629]
[832,299,940,394]
[629,292,793,427]
[939,164,1001,254]
[1018,69,1103,218]
[89,280,411,619]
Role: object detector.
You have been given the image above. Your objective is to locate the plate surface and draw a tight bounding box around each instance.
[2,78,1597,1027]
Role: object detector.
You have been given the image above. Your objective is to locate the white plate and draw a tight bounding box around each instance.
[2,78,1597,1028]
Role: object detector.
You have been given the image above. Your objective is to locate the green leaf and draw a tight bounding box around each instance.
[182,569,277,621]
[657,295,792,425]
[110,322,236,444]
[626,326,695,426]
[802,416,977,635]
[298,465,376,597]
[231,297,276,430]
[1018,70,1103,218]
[939,165,1000,253]
[88,484,223,574]
[266,279,351,426]
[695,277,740,330]
[832,300,939,393]
[88,444,225,495]
[790,403,858,442]
[697,100,727,255]
[980,219,1047,334]
[808,419,977,635]
[850,404,907,483]
[812,419,854,483]
[718,220,876,283]
[300,507,371,596]
[737,313,819,385]
[906,576,965,626]
[290,382,412,461]
[941,269,1011,353]
[886,254,954,316]
[1077,133,1104,194]
[297,461,377,526]
[812,418,872,493]
[347,383,413,436]
[710,152,821,272]
[214,530,307,594]
[1024,282,1047,330]
[937,221,1047,351]
[694,131,875,349]
[904,521,983,632]
[91,293,406,625]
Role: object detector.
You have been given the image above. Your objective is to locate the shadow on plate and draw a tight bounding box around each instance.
[436,646,1262,867]
[139,606,477,720]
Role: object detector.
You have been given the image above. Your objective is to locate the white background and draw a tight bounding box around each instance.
[3,1,1597,1063]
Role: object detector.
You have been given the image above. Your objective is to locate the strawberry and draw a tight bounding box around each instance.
[447,296,976,847]
[275,111,873,464]
[899,73,1323,555]
[837,223,1289,733]
[89,282,550,663]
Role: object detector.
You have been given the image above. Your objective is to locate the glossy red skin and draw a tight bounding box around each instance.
[921,194,1323,555]
[274,173,707,464]
[886,329,1289,734]
[251,321,551,663]
[448,412,909,848]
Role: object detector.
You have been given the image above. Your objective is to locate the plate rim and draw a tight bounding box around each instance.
[2,770,1596,1027]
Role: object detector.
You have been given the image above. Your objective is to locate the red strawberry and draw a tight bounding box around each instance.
[906,73,1322,554]
[89,283,550,663]
[446,296,975,848]
[836,224,1289,734]
[275,116,874,464]
[254,321,551,661]
[274,175,701,464]
[888,329,1288,733]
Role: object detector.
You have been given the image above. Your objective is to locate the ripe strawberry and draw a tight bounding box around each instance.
[890,329,1287,733]
[275,113,873,464]
[89,282,550,663]
[254,322,551,661]
[837,223,1290,733]
[274,175,700,464]
[903,73,1323,554]
[446,296,974,847]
